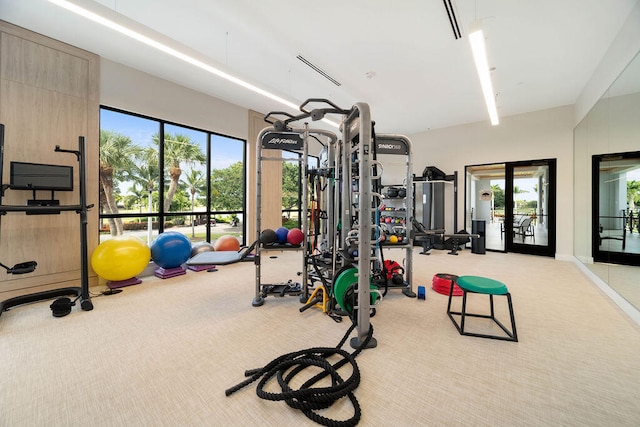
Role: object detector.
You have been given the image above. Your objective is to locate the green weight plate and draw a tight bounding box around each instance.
[333,266,379,313]
[334,267,358,313]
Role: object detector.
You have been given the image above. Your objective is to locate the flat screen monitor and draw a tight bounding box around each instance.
[10,161,73,191]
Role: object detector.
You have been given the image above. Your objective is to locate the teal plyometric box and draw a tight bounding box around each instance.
[417,285,426,300]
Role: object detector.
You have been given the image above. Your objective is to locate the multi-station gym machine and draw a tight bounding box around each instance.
[228,101,423,424]
[252,115,338,309]
[250,99,417,349]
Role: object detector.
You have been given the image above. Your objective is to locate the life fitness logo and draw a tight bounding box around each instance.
[262,132,303,150]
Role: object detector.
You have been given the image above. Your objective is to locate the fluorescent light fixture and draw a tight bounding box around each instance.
[468,20,499,126]
[47,0,340,128]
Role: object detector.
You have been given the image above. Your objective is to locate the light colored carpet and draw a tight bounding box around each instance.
[1,249,639,426]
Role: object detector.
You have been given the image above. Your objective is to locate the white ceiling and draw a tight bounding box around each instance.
[1,0,637,134]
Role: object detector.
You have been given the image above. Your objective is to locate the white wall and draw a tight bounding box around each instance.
[575,0,640,125]
[100,59,249,141]
[97,0,640,263]
[573,1,640,264]
[409,105,575,258]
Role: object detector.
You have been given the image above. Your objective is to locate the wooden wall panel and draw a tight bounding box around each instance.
[247,110,283,238]
[260,150,284,231]
[1,82,87,191]
[1,32,89,98]
[0,20,99,298]
[247,110,261,242]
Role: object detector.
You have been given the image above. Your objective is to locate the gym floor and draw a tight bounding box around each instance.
[1,249,639,426]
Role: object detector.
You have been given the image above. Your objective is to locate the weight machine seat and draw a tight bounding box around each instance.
[413,229,446,240]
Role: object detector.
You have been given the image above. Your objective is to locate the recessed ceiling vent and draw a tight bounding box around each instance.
[296,55,341,86]
[443,0,462,39]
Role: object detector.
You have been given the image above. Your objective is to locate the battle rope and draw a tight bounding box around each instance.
[225,323,374,426]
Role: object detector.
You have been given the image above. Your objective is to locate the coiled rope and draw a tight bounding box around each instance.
[225,322,373,426]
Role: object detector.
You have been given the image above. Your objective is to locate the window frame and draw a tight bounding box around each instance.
[98,105,247,245]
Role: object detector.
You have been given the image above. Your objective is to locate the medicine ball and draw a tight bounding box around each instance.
[287,228,304,245]
[260,229,277,244]
[275,227,289,243]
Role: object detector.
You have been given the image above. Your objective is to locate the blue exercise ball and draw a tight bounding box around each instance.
[151,231,192,269]
[275,227,289,243]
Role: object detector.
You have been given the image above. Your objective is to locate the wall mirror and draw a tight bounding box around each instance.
[574,49,640,313]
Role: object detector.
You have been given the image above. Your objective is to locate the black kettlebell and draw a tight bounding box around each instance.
[391,273,404,285]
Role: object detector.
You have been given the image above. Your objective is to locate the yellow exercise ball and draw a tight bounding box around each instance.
[91,236,151,281]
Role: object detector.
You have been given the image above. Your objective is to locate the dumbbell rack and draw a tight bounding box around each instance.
[375,134,415,297]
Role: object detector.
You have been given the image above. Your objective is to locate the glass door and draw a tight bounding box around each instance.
[466,159,556,256]
[465,163,506,251]
[505,159,556,256]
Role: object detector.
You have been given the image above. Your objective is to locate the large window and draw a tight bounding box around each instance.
[99,107,246,245]
[279,150,320,230]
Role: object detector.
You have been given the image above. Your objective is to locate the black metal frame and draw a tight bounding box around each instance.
[0,125,93,317]
[99,106,248,245]
[592,151,640,266]
[446,280,518,342]
[505,159,556,257]
[464,159,556,257]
